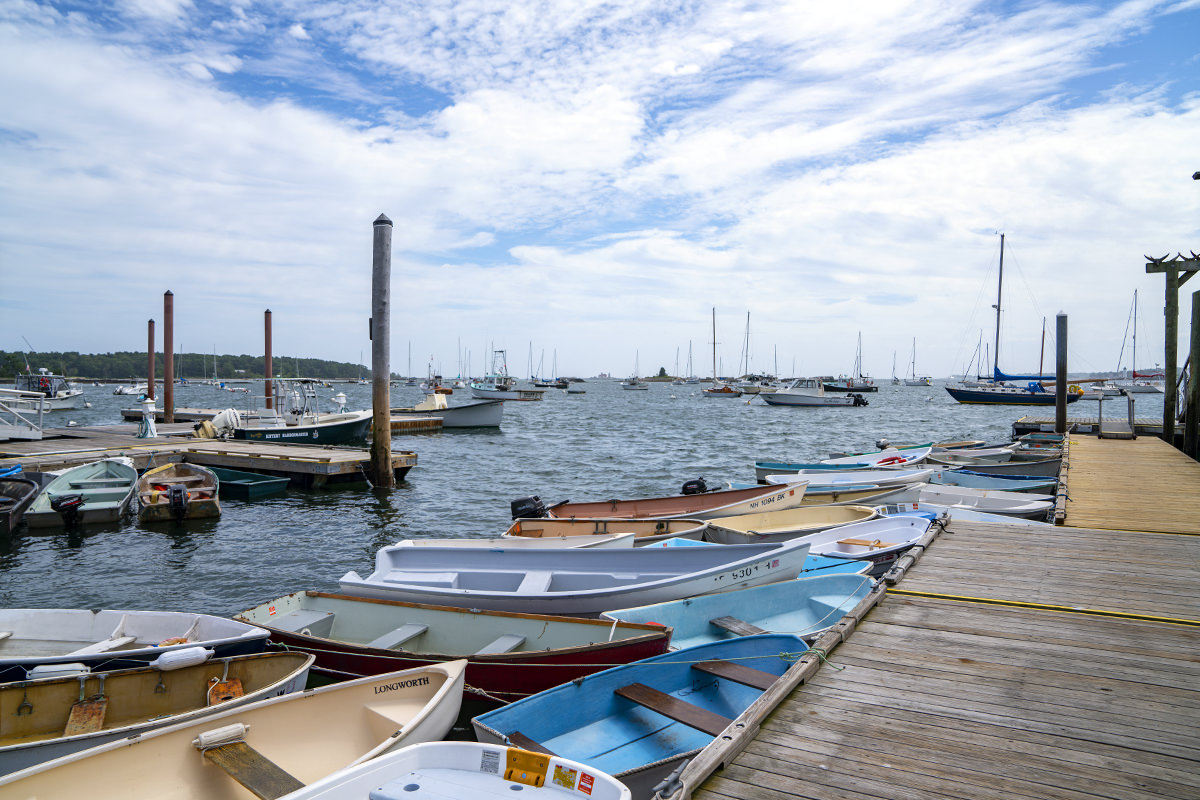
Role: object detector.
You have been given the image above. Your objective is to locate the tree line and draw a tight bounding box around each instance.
[1,351,385,381]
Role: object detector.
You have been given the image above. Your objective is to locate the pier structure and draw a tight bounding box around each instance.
[668,434,1199,800]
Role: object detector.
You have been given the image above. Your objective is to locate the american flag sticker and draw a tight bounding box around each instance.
[770,559,779,568]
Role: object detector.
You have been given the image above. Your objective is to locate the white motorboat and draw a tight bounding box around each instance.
[390,393,504,428]
[760,378,867,406]
[12,370,84,410]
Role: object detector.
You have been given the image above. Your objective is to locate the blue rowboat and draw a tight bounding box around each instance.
[927,468,1057,494]
[472,634,806,799]
[601,573,874,650]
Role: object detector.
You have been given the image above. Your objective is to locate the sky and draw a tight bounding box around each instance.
[1,0,1198,380]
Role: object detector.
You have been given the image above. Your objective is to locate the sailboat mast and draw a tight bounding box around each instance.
[1132,289,1137,378]
[1038,317,1046,376]
[711,308,717,382]
[993,233,1004,378]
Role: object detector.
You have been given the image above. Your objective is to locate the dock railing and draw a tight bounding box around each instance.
[1097,388,1136,439]
[0,388,46,441]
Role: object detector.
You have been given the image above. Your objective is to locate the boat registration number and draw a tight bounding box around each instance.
[724,559,777,581]
[746,489,792,511]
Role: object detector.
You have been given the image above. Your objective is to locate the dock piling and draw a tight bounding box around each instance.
[1054,312,1067,433]
[265,309,273,410]
[163,290,174,423]
[369,213,395,488]
[147,319,155,401]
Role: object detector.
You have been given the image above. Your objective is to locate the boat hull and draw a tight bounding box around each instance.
[391,399,504,427]
[504,517,708,546]
[545,483,807,521]
[136,463,221,522]
[232,411,371,444]
[23,459,137,529]
[207,467,289,500]
[945,386,1081,405]
[0,477,39,534]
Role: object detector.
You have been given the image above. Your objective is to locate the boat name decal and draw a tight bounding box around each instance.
[374,675,430,693]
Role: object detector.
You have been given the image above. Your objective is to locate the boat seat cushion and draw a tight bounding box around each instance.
[66,635,138,655]
[516,571,554,594]
[367,623,429,650]
[475,634,527,655]
[271,609,336,638]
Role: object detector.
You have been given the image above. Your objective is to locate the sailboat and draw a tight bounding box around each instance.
[891,351,900,385]
[1115,290,1165,393]
[620,352,649,390]
[684,341,699,383]
[703,309,743,397]
[470,351,546,400]
[945,235,1080,405]
[823,334,877,392]
[904,339,932,386]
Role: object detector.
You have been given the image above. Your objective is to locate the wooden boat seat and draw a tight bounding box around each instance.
[201,741,304,800]
[508,731,558,757]
[69,478,132,488]
[148,476,207,486]
[691,659,780,691]
[516,571,554,594]
[614,683,733,737]
[708,616,767,637]
[271,609,336,638]
[66,635,138,655]
[836,537,898,549]
[475,634,527,655]
[366,623,428,650]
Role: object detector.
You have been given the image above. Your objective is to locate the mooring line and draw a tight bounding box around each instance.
[888,589,1200,626]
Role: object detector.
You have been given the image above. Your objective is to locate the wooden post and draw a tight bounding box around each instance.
[1186,291,1199,458]
[1164,268,1179,443]
[369,214,395,488]
[147,319,155,402]
[163,291,174,423]
[1054,313,1067,433]
[264,310,273,410]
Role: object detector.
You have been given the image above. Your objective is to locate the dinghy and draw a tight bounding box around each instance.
[503,517,708,546]
[339,540,813,616]
[946,456,1060,477]
[754,461,869,483]
[136,462,221,522]
[22,458,137,528]
[700,504,878,544]
[0,650,313,776]
[878,502,1052,526]
[820,446,932,467]
[473,635,805,800]
[0,475,39,534]
[925,446,1015,465]
[926,468,1057,494]
[208,466,289,500]
[0,661,466,799]
[236,591,672,703]
[0,608,270,684]
[525,481,807,521]
[602,573,875,650]
[273,741,631,800]
[765,468,933,487]
[396,533,637,549]
[918,485,1054,519]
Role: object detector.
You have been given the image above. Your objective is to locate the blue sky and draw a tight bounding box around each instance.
[1,0,1197,379]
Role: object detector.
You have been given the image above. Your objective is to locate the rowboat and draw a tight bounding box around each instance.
[0,475,39,534]
[338,540,813,616]
[473,634,805,799]
[945,456,1061,477]
[136,462,221,522]
[0,608,270,684]
[602,573,875,650]
[208,466,289,500]
[275,741,631,800]
[924,446,1015,465]
[503,517,708,546]
[754,460,871,483]
[236,591,672,703]
[700,504,878,544]
[926,468,1057,494]
[0,662,466,799]
[878,501,1052,526]
[771,515,933,577]
[918,485,1054,519]
[0,650,313,776]
[764,468,933,488]
[802,483,924,506]
[531,482,808,521]
[820,446,932,467]
[22,458,137,528]
[390,394,504,428]
[399,533,637,548]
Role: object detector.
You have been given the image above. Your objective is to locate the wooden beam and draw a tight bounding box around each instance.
[692,659,780,691]
[615,683,733,737]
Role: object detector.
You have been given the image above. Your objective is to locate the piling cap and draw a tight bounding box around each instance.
[374,213,392,227]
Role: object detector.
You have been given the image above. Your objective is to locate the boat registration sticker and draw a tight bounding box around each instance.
[480,748,501,774]
[578,772,595,794]
[552,764,578,789]
[267,606,276,616]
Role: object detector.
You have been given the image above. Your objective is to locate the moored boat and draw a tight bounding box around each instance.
[391,393,504,428]
[0,475,39,534]
[22,458,137,528]
[821,446,932,467]
[207,466,289,500]
[11,370,84,410]
[136,462,221,522]
[473,634,805,800]
[927,468,1057,494]
[396,533,637,549]
[0,608,270,684]
[700,504,878,544]
[602,573,875,650]
[503,517,708,547]
[0,649,314,776]
[946,456,1061,477]
[918,485,1054,519]
[0,661,466,799]
[760,378,867,406]
[527,481,807,521]
[338,539,813,616]
[764,468,934,488]
[236,591,672,703]
[772,514,933,577]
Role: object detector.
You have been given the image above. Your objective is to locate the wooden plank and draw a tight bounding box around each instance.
[508,731,557,757]
[708,616,767,637]
[614,683,732,737]
[692,659,779,691]
[201,741,304,800]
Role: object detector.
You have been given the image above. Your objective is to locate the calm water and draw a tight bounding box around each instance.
[0,380,1163,618]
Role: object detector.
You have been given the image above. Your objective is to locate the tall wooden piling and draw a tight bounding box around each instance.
[264,309,273,410]
[146,319,155,401]
[1054,312,1067,433]
[1164,267,1179,443]
[1186,291,1199,458]
[369,214,395,488]
[163,291,174,423]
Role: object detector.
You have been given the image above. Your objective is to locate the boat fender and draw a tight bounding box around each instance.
[680,477,709,495]
[151,647,213,671]
[192,722,249,751]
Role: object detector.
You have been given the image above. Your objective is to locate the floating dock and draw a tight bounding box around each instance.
[677,436,1199,800]
[0,424,417,487]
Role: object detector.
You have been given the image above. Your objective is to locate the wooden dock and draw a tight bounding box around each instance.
[0,424,417,487]
[1013,414,1163,437]
[679,440,1199,800]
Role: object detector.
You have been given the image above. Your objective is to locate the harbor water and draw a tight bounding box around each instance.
[0,380,1163,619]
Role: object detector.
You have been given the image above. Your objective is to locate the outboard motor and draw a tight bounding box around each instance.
[510,495,548,520]
[680,477,709,495]
[851,393,869,407]
[167,484,190,520]
[50,493,85,526]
